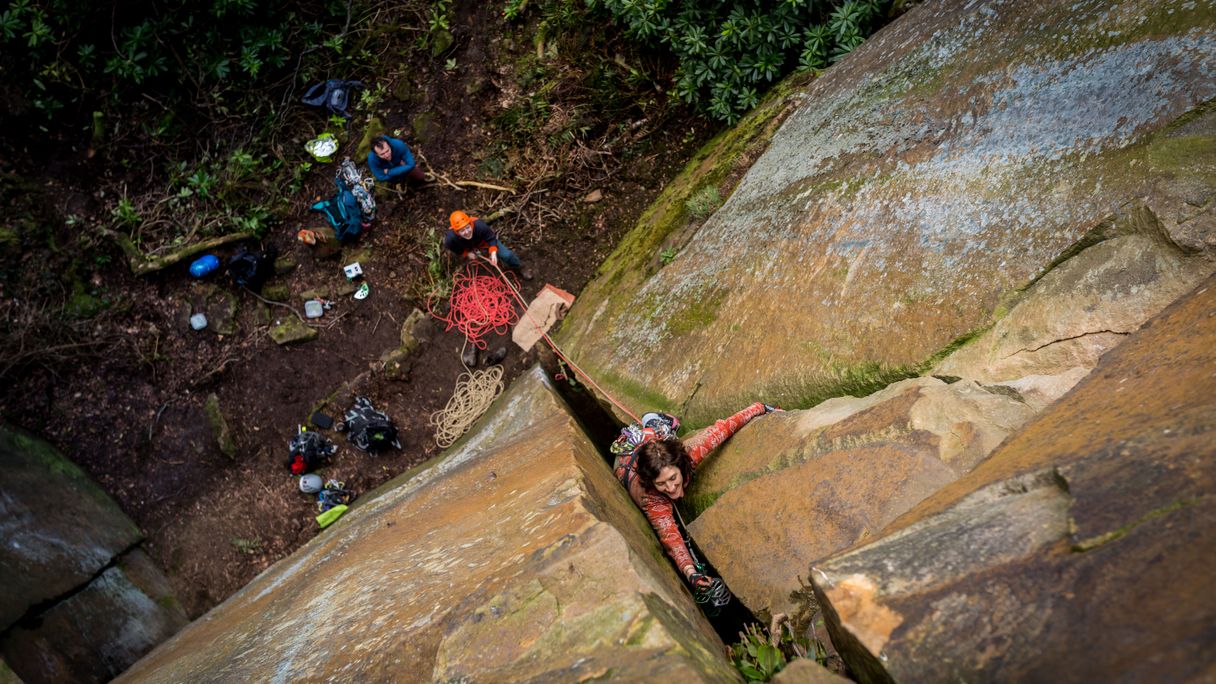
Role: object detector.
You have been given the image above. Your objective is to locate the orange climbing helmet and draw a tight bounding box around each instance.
[449,210,473,231]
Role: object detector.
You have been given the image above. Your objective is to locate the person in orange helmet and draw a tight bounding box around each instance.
[443,210,532,281]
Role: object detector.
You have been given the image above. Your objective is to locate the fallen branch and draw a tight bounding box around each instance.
[453,180,515,193]
[102,227,253,276]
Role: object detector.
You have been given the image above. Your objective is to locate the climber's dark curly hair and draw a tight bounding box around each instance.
[636,438,692,494]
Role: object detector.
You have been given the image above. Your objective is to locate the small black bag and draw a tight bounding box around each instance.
[227,245,277,292]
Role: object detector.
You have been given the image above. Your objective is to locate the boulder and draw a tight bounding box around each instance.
[812,275,1216,683]
[1,549,187,684]
[935,203,1216,396]
[398,307,427,352]
[0,425,142,630]
[203,393,237,459]
[687,377,1035,616]
[771,657,853,684]
[260,283,290,303]
[557,0,1216,426]
[118,369,739,683]
[186,284,238,337]
[269,316,317,345]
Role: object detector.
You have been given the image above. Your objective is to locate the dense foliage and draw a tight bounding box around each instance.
[0,0,357,130]
[585,0,889,123]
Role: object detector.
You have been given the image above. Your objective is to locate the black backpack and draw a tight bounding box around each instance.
[342,396,400,453]
[287,430,338,475]
[228,245,277,292]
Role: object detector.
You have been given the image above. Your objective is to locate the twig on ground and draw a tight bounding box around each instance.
[149,401,170,441]
[243,287,305,323]
[325,310,351,329]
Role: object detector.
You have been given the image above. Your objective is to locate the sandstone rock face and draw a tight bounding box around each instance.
[686,377,1035,617]
[0,426,186,684]
[118,369,738,683]
[0,425,142,629]
[812,276,1216,683]
[1,549,187,684]
[558,0,1216,426]
[936,202,1216,395]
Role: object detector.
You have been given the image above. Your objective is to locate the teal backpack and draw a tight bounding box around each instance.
[310,160,376,243]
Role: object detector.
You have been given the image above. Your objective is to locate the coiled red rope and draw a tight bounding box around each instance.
[427,262,520,350]
[478,259,641,423]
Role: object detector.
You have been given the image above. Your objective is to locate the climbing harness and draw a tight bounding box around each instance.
[429,360,505,448]
[610,412,681,457]
[317,479,355,512]
[427,262,520,350]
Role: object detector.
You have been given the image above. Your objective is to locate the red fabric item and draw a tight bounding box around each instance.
[615,402,766,576]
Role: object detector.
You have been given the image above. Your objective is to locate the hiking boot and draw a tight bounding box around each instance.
[461,345,479,368]
[485,346,508,366]
[518,266,534,281]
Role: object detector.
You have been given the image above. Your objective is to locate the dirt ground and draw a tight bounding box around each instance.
[0,4,712,618]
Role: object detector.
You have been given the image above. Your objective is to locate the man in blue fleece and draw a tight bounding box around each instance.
[367,135,427,185]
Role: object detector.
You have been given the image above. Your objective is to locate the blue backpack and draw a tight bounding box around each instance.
[310,161,375,244]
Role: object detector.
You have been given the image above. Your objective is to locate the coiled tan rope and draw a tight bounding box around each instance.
[430,349,505,448]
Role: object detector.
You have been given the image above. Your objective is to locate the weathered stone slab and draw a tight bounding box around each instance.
[687,377,1034,616]
[118,369,738,683]
[1,549,187,684]
[812,275,1216,683]
[935,202,1216,395]
[772,657,853,684]
[0,425,142,630]
[558,0,1216,426]
[269,316,317,345]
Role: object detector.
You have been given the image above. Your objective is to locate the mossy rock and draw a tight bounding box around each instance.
[270,317,318,345]
[411,112,437,145]
[380,347,413,381]
[300,289,330,301]
[261,284,291,303]
[204,288,239,336]
[399,307,427,352]
[274,256,298,275]
[430,29,453,57]
[357,117,386,160]
[336,280,358,297]
[345,247,373,265]
[203,393,237,459]
[64,290,102,319]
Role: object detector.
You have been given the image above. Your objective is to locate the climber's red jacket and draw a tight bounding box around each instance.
[614,402,767,578]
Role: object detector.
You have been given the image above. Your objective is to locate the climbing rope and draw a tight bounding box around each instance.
[427,262,520,350]
[479,257,641,424]
[430,351,505,448]
[426,256,642,446]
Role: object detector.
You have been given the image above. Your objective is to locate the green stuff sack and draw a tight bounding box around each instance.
[316,504,348,528]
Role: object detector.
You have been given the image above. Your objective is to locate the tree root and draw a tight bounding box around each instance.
[102,227,253,276]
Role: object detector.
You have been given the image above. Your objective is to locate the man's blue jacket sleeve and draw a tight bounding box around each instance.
[367,137,416,181]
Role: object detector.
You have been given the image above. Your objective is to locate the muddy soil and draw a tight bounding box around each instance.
[0,3,712,617]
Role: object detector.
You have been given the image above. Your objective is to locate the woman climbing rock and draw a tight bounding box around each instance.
[611,403,778,622]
